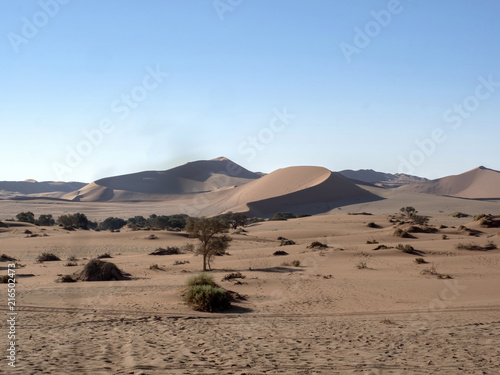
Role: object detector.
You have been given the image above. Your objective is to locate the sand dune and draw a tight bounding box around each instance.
[223,166,381,216]
[397,166,500,199]
[339,169,428,188]
[0,180,86,199]
[62,158,260,201]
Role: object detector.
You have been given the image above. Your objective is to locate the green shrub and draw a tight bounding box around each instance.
[185,284,231,312]
[16,211,35,224]
[36,214,55,226]
[269,212,296,221]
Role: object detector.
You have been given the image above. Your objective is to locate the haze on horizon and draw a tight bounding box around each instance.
[1,0,499,183]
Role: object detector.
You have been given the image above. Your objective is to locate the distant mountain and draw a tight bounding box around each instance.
[0,180,87,199]
[396,166,500,199]
[339,169,428,188]
[62,157,261,202]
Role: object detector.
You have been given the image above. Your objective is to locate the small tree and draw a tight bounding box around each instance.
[16,211,35,224]
[98,217,127,231]
[186,217,232,271]
[36,214,55,226]
[219,212,247,229]
[400,207,417,218]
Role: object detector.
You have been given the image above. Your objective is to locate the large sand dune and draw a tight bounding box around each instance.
[397,166,500,199]
[62,158,261,201]
[339,169,428,188]
[0,180,86,199]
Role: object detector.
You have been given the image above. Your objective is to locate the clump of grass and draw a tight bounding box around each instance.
[473,214,486,221]
[76,259,129,281]
[457,241,497,251]
[366,240,379,244]
[64,261,78,267]
[307,241,328,249]
[450,212,469,218]
[149,264,165,271]
[279,239,296,246]
[222,272,246,281]
[0,254,17,262]
[173,260,190,266]
[36,252,61,263]
[396,244,416,254]
[58,275,77,283]
[356,261,368,269]
[273,250,289,256]
[420,265,452,279]
[149,247,181,255]
[291,260,301,267]
[393,229,411,238]
[96,253,112,259]
[380,318,396,325]
[367,222,379,228]
[414,258,427,264]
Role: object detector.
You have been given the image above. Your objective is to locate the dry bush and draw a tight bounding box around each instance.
[149,247,181,255]
[76,259,129,281]
[36,252,61,263]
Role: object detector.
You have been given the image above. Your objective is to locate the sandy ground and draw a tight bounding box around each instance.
[1,209,500,374]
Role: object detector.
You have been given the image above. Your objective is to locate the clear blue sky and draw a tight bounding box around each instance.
[1,0,499,182]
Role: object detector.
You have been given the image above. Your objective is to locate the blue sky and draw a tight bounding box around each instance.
[1,0,499,182]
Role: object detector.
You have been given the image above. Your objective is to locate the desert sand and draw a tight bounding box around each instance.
[1,210,500,374]
[1,160,500,374]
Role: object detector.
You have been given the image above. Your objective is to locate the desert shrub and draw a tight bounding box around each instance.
[64,261,78,267]
[218,212,247,229]
[393,229,411,238]
[16,211,35,224]
[414,258,427,264]
[396,244,417,254]
[147,234,159,240]
[149,247,181,255]
[185,284,230,312]
[478,215,500,228]
[59,275,77,283]
[280,239,296,246]
[373,245,389,250]
[234,228,247,234]
[366,240,378,244]
[0,254,17,262]
[149,264,165,271]
[442,234,449,240]
[36,252,61,262]
[173,260,190,265]
[67,256,78,262]
[246,217,265,225]
[186,273,217,287]
[222,272,246,281]
[348,212,372,216]
[269,212,296,221]
[473,214,486,221]
[56,213,94,230]
[457,241,497,251]
[98,217,127,231]
[77,259,129,281]
[96,253,112,259]
[400,207,417,218]
[0,275,12,283]
[367,222,379,228]
[450,212,469,218]
[36,214,55,226]
[413,215,429,225]
[291,260,301,267]
[420,265,452,279]
[307,241,328,249]
[356,261,368,269]
[408,226,438,234]
[273,250,289,256]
